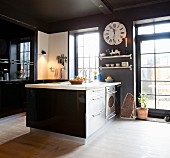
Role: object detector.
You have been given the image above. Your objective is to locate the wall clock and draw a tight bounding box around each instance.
[103,22,127,45]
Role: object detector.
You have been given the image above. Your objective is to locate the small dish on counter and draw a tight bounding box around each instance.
[105,64,110,67]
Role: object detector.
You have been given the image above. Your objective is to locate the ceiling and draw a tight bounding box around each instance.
[0,19,35,38]
[0,0,169,23]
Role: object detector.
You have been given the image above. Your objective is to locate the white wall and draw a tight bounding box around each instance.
[37,31,49,80]
[37,31,68,80]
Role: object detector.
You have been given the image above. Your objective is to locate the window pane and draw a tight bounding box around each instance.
[77,35,84,46]
[78,47,84,57]
[156,53,170,67]
[141,68,155,80]
[156,96,170,110]
[89,47,98,57]
[156,82,170,95]
[155,39,170,53]
[25,42,30,51]
[78,58,83,68]
[84,34,93,47]
[20,43,24,52]
[141,40,154,54]
[156,68,170,81]
[20,52,23,63]
[96,58,99,68]
[84,33,99,47]
[141,81,155,94]
[90,57,96,68]
[147,95,155,109]
[84,47,90,57]
[138,25,154,35]
[155,23,170,33]
[84,58,89,68]
[141,54,154,67]
[25,51,30,61]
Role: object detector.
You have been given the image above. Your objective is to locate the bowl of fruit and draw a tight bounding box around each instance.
[69,77,84,85]
[105,76,114,83]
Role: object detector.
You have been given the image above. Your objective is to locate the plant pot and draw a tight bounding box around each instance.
[136,107,148,120]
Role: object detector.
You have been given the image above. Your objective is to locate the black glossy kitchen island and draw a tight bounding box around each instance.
[26,88,86,138]
[25,82,121,142]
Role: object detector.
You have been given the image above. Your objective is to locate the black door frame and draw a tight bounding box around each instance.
[135,24,170,118]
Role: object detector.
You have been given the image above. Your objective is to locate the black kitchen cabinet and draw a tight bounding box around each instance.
[0,82,26,117]
[26,88,86,138]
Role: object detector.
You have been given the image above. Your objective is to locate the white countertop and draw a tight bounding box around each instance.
[25,81,121,90]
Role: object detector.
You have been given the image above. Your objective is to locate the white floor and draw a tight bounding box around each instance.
[0,114,170,158]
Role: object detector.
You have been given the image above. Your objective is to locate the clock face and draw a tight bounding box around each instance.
[103,22,127,45]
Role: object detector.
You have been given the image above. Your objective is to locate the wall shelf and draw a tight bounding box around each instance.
[0,59,9,64]
[99,65,132,70]
[99,54,132,60]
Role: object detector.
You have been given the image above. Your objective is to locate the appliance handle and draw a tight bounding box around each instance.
[92,110,104,117]
[107,91,117,95]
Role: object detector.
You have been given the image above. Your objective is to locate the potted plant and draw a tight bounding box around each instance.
[93,70,97,80]
[136,93,149,120]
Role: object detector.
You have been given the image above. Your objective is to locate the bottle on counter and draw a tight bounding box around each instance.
[97,73,102,81]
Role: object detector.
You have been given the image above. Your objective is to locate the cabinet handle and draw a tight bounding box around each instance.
[92,110,104,117]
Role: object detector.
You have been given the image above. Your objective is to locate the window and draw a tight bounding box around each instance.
[136,21,170,113]
[138,22,170,35]
[19,42,30,79]
[76,32,99,80]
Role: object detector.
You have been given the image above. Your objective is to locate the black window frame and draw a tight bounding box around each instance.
[135,20,170,118]
[75,31,99,78]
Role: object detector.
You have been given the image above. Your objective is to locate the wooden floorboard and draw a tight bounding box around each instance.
[0,114,170,158]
